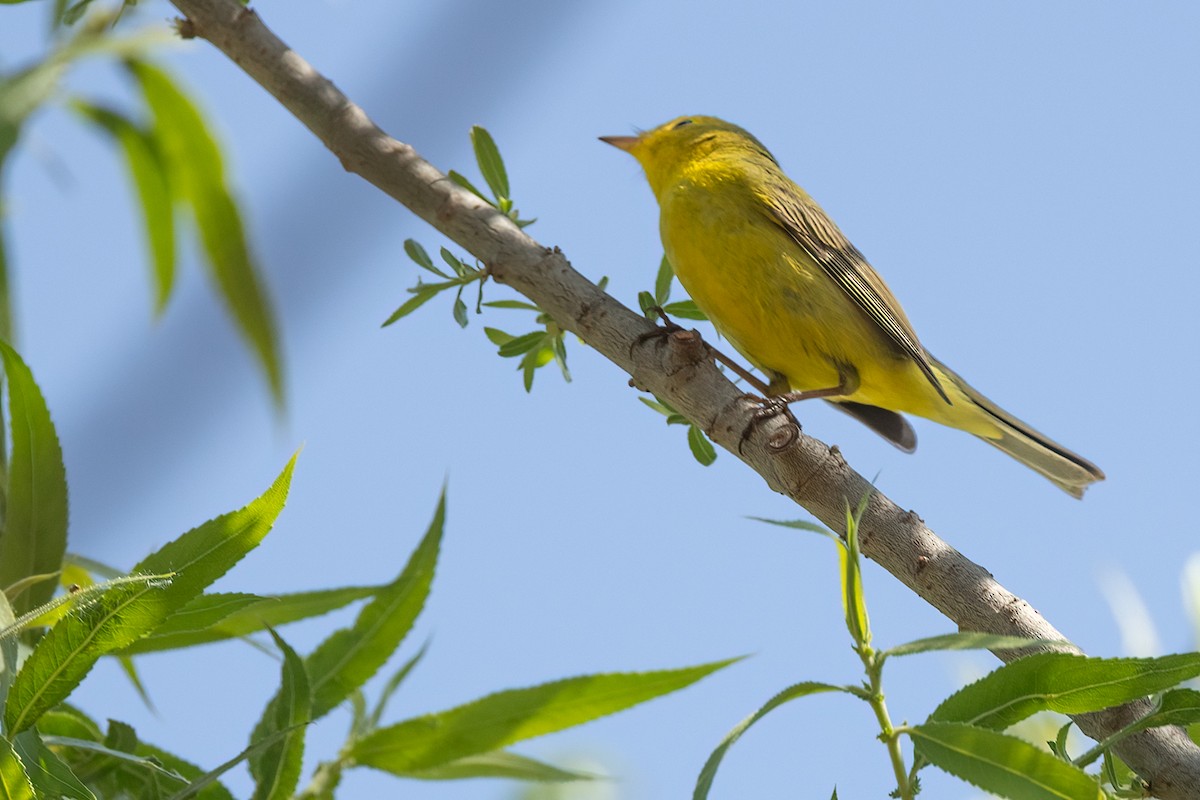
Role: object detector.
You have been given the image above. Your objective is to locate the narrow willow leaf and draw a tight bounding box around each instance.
[71,101,175,313]
[120,585,380,655]
[33,705,102,741]
[135,744,235,800]
[0,342,69,618]
[11,730,93,800]
[839,511,870,649]
[164,729,298,800]
[686,425,716,466]
[1074,688,1200,769]
[653,255,673,306]
[452,295,469,329]
[127,60,282,405]
[747,516,839,542]
[551,334,570,382]
[402,750,594,782]
[117,654,154,712]
[0,734,35,800]
[637,291,657,316]
[482,300,540,311]
[0,593,16,705]
[301,491,444,720]
[368,641,429,730]
[350,657,739,774]
[910,722,1103,800]
[496,331,545,358]
[694,681,845,800]
[883,633,1058,659]
[403,239,447,278]
[470,126,509,200]
[930,652,1200,731]
[447,170,491,205]
[249,631,310,800]
[38,736,186,784]
[483,327,515,346]
[662,300,707,321]
[381,287,439,326]
[4,455,297,734]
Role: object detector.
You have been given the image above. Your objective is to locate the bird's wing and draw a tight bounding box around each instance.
[760,180,949,403]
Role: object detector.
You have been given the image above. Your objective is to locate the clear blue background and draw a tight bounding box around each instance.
[3,2,1199,798]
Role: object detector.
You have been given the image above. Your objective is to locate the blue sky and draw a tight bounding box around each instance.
[3,1,1199,797]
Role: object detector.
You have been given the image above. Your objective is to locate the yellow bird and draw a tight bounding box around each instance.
[602,116,1104,497]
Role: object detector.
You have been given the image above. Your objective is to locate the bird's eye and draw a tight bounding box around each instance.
[671,119,694,130]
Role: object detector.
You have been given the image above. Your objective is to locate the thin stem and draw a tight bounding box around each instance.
[858,646,912,800]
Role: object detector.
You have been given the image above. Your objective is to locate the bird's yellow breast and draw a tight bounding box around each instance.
[658,163,993,434]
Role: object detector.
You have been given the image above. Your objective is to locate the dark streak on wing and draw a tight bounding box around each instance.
[761,180,950,404]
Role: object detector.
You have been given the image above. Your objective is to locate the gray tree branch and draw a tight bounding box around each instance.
[164,0,1200,795]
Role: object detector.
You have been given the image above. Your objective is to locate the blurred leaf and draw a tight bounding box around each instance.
[1074,688,1200,769]
[403,750,594,782]
[452,295,469,328]
[249,631,310,800]
[661,300,707,321]
[120,585,379,655]
[840,507,870,649]
[71,101,176,314]
[686,425,716,466]
[127,60,283,406]
[350,657,740,774]
[929,652,1200,731]
[910,722,1103,800]
[4,454,297,734]
[747,516,838,541]
[117,654,154,712]
[34,705,102,741]
[300,490,443,720]
[438,247,467,278]
[636,291,656,317]
[638,397,673,417]
[694,681,845,800]
[653,255,673,306]
[0,341,68,618]
[470,126,509,200]
[11,729,93,800]
[551,334,570,382]
[0,733,35,800]
[0,593,16,705]
[883,633,1057,659]
[403,239,448,278]
[135,744,234,800]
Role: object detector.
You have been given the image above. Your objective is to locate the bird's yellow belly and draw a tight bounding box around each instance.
[662,210,994,435]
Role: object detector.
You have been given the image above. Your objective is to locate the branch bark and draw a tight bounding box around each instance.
[165,1,1200,796]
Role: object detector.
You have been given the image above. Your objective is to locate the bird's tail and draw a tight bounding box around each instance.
[930,356,1105,499]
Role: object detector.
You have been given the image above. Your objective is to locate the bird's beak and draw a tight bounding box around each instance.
[599,134,640,152]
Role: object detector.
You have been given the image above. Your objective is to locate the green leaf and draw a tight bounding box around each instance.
[119,585,380,655]
[694,681,845,800]
[909,721,1103,800]
[483,327,515,346]
[402,750,595,782]
[662,300,707,321]
[11,729,94,800]
[127,60,283,406]
[0,341,69,619]
[403,239,448,278]
[33,705,102,741]
[482,299,540,311]
[381,286,440,326]
[3,454,297,734]
[133,744,235,800]
[1126,687,1200,730]
[71,101,175,314]
[0,593,16,706]
[301,491,443,720]
[551,334,571,382]
[930,652,1200,731]
[452,295,469,329]
[438,247,468,278]
[249,630,310,800]
[747,516,838,541]
[38,735,186,785]
[350,657,739,774]
[163,729,299,800]
[840,507,870,649]
[470,126,509,200]
[447,170,491,205]
[0,734,34,800]
[653,255,673,306]
[497,331,546,358]
[637,291,657,317]
[883,633,1057,660]
[687,425,716,466]
[368,641,429,731]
